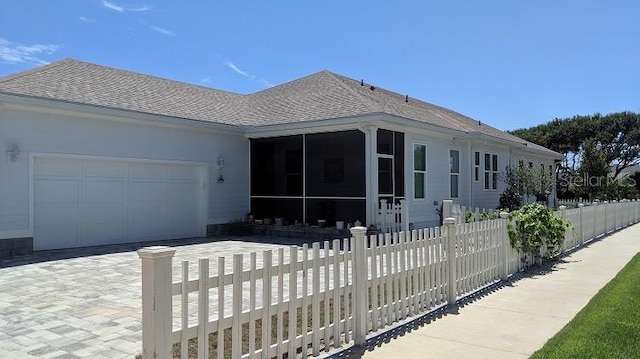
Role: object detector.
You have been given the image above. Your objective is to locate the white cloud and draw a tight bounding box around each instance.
[200,77,212,83]
[258,78,274,88]
[149,25,175,37]
[102,1,151,12]
[223,61,250,77]
[222,60,273,88]
[0,38,59,66]
[79,16,96,23]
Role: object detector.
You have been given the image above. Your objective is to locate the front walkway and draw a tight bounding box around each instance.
[361,223,640,359]
[0,237,293,359]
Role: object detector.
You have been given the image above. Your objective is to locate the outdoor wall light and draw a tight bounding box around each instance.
[217,154,225,183]
[6,144,19,162]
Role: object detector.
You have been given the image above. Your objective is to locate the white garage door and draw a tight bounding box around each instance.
[33,156,206,250]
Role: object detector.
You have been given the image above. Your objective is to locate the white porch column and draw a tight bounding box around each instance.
[363,125,378,226]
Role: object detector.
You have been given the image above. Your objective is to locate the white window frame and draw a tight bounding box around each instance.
[473,151,480,182]
[450,149,460,198]
[413,143,427,200]
[484,152,499,191]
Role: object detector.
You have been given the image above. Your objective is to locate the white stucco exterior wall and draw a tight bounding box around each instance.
[0,100,250,240]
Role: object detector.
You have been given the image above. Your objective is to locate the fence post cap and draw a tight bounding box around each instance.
[499,212,509,218]
[349,226,368,235]
[578,203,585,208]
[443,217,456,225]
[559,205,567,210]
[137,246,176,259]
[592,202,598,205]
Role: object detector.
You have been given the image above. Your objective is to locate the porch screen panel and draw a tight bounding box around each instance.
[250,198,303,225]
[305,199,366,227]
[251,135,303,196]
[305,130,365,197]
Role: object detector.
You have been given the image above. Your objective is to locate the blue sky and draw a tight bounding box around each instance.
[0,1,638,130]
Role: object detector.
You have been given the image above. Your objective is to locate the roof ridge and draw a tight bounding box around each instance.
[0,58,75,84]
[322,70,379,113]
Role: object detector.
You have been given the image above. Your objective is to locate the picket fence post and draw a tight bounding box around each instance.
[578,204,585,245]
[350,226,368,347]
[442,200,453,222]
[401,199,410,235]
[499,212,510,280]
[558,206,567,252]
[138,246,175,359]
[443,217,457,305]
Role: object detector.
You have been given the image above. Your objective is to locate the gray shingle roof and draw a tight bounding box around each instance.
[0,59,558,156]
[0,59,247,125]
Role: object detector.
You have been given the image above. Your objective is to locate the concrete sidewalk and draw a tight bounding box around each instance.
[362,223,640,359]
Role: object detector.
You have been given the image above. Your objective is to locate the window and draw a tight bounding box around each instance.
[450,149,459,198]
[484,153,491,190]
[492,154,498,190]
[474,151,480,182]
[484,153,498,190]
[413,144,426,199]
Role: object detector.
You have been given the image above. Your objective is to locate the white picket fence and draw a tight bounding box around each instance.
[376,199,409,234]
[449,203,499,224]
[557,198,594,208]
[138,200,640,359]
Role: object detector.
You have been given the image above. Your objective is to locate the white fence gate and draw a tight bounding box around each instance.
[138,200,640,358]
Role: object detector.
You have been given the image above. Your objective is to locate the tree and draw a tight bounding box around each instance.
[499,158,554,209]
[510,111,640,179]
[578,140,609,200]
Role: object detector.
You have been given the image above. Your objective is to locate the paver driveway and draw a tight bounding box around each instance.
[0,237,297,359]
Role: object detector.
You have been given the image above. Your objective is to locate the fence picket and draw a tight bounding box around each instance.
[288,248,298,357]
[232,254,242,359]
[217,258,225,359]
[197,258,208,359]
[249,253,257,358]
[301,244,309,358]
[261,251,271,359]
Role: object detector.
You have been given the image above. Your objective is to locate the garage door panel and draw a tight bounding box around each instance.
[83,180,125,202]
[34,203,79,227]
[34,224,79,250]
[82,222,124,246]
[34,180,79,203]
[169,182,200,200]
[34,156,204,250]
[129,222,166,242]
[83,203,124,224]
[130,182,166,201]
[83,160,126,178]
[34,158,80,177]
[170,165,200,180]
[130,163,167,179]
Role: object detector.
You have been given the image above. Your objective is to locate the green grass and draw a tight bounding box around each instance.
[530,253,640,359]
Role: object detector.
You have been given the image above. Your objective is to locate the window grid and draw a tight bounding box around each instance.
[413,143,426,199]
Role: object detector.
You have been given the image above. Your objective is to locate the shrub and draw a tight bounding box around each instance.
[507,203,571,262]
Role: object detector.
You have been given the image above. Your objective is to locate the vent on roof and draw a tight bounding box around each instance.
[478,120,482,126]
[405,94,409,102]
[360,79,364,86]
[369,85,375,91]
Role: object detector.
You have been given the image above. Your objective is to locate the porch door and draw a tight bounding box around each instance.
[378,156,394,205]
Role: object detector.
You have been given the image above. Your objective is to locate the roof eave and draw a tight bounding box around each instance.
[0,92,245,134]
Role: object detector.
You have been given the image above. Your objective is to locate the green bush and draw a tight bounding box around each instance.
[507,203,571,261]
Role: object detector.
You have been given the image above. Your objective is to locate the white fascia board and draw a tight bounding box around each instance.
[0,93,244,135]
[244,112,469,139]
[243,114,376,138]
[467,131,563,160]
